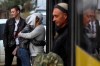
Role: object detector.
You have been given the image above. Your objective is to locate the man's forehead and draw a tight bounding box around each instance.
[84,8,95,14]
[53,8,63,14]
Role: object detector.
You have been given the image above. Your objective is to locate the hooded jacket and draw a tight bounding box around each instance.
[18,13,45,56]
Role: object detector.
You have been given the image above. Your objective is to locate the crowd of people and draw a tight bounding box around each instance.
[3,2,70,66]
[3,5,46,66]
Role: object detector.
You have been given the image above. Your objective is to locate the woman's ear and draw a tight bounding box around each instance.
[36,16,39,22]
[36,18,39,22]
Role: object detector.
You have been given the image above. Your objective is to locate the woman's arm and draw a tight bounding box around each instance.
[18,26,43,39]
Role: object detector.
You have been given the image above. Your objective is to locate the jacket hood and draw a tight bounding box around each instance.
[34,13,43,22]
[26,13,43,27]
[26,14,36,27]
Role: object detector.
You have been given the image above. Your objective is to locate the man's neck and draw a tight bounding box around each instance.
[60,23,67,28]
[15,15,20,20]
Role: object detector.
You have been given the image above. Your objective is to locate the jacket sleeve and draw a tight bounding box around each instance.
[18,26,43,39]
[3,20,9,47]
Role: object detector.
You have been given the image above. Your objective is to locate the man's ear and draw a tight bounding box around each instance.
[36,18,39,22]
[64,13,67,19]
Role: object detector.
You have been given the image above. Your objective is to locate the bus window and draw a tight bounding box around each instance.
[76,0,100,62]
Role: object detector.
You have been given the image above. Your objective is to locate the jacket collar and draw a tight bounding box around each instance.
[56,25,68,35]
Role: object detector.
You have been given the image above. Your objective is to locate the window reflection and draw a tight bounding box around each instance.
[77,0,100,60]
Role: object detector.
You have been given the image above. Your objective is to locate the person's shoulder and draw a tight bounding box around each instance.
[7,18,13,21]
[20,17,25,21]
[34,25,45,32]
[38,25,45,30]
[6,18,14,23]
[20,17,26,23]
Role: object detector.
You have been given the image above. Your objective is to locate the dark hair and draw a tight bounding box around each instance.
[36,16,39,21]
[10,5,20,11]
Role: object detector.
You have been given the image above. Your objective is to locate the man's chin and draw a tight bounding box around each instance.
[11,16,15,18]
[56,24,60,27]
[56,25,61,28]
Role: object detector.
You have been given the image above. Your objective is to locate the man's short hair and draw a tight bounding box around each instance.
[10,5,20,11]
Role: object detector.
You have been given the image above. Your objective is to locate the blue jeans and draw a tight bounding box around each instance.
[17,48,31,66]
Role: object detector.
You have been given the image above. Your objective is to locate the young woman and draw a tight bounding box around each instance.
[18,13,45,66]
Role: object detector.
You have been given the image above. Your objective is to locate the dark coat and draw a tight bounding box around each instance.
[52,25,71,66]
[80,29,92,54]
[3,17,26,47]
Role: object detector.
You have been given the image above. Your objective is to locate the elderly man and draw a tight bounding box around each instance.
[52,3,71,66]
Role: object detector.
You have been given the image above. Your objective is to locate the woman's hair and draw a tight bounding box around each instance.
[36,16,42,24]
[36,16,39,22]
[34,13,43,23]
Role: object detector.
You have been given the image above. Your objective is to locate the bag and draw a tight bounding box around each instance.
[33,52,64,66]
[31,39,46,46]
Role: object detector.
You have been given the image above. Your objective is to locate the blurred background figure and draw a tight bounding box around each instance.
[86,8,100,54]
[81,6,100,57]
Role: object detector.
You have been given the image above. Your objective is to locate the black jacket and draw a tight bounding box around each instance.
[3,17,26,47]
[81,28,92,54]
[52,25,71,66]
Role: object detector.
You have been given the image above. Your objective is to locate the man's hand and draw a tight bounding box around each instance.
[12,46,19,56]
[18,32,22,37]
